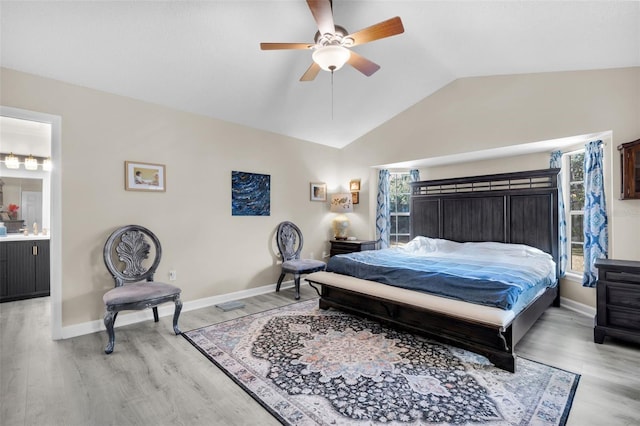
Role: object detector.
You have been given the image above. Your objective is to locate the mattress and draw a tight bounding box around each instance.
[325,237,557,310]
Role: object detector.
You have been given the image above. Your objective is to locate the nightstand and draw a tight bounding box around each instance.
[594,258,640,345]
[330,240,377,257]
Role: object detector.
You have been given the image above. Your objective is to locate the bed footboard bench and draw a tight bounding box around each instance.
[307,271,558,373]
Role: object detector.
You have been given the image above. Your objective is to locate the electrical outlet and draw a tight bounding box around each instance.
[309,252,314,259]
[169,270,177,281]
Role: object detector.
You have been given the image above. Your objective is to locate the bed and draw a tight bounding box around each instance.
[306,168,560,372]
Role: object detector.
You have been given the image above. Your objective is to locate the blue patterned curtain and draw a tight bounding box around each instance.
[409,169,420,182]
[376,169,390,249]
[550,151,567,277]
[583,140,608,287]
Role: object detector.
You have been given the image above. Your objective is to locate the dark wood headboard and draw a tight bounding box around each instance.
[410,169,560,264]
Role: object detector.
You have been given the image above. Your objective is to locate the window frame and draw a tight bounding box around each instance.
[563,149,585,276]
[389,172,411,247]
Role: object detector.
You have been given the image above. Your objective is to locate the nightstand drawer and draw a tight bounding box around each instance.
[330,240,377,257]
[606,284,640,310]
[606,306,640,330]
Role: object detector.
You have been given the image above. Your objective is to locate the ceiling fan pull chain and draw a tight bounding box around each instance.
[331,70,334,120]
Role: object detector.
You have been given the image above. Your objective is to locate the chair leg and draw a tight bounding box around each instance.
[173,297,182,335]
[104,310,117,354]
[153,306,159,322]
[276,273,286,292]
[294,274,301,300]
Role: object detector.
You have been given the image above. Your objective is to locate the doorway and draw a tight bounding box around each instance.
[1,106,62,339]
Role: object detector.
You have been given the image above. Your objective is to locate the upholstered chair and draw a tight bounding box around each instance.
[275,221,326,299]
[102,225,182,354]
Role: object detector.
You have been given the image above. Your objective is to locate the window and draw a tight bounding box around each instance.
[567,150,585,274]
[389,172,411,246]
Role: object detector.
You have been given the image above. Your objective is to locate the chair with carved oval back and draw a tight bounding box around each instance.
[275,221,326,300]
[102,225,182,354]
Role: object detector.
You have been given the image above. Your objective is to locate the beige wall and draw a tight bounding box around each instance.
[1,68,343,326]
[348,67,640,307]
[2,67,639,327]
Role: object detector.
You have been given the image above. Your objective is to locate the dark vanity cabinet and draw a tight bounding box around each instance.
[0,240,50,302]
[618,138,640,199]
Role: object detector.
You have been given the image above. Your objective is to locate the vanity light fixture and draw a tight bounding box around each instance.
[4,152,19,169]
[24,155,38,171]
[1,152,52,171]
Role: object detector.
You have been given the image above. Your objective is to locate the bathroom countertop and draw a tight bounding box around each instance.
[0,234,51,242]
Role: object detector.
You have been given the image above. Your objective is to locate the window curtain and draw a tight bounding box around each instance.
[409,169,420,182]
[550,151,567,277]
[583,140,608,287]
[376,169,390,249]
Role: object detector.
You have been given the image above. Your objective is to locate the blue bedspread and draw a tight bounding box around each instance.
[326,248,556,310]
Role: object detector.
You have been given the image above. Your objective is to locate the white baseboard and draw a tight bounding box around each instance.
[559,296,596,318]
[60,281,294,339]
[60,284,595,340]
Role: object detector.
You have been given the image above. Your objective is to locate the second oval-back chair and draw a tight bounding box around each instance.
[102,225,182,354]
[275,221,326,300]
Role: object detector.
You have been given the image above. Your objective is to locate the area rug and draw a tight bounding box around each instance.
[183,300,579,425]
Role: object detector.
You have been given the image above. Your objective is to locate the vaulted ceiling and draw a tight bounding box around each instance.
[1,1,638,149]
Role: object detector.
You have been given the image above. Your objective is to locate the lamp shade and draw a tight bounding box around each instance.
[312,45,351,72]
[330,193,353,213]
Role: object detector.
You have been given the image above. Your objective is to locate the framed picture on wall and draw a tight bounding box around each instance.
[125,161,166,192]
[310,182,327,201]
[349,179,361,192]
[351,191,359,204]
[231,171,271,216]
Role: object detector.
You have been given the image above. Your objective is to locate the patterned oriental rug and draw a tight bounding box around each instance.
[183,300,579,426]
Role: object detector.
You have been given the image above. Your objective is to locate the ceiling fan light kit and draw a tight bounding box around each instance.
[260,0,404,81]
[312,45,350,71]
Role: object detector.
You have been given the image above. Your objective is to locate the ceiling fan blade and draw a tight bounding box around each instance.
[347,51,380,77]
[260,42,313,50]
[300,62,321,81]
[348,16,405,47]
[307,0,335,35]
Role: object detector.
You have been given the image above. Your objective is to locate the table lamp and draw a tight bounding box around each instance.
[330,193,353,240]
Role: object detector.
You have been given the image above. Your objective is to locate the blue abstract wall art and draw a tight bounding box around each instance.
[231,171,271,216]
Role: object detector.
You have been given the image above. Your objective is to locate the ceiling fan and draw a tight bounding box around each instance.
[260,0,404,81]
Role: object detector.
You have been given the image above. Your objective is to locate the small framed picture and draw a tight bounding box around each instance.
[125,161,166,192]
[310,182,327,201]
[350,179,361,192]
[351,191,359,204]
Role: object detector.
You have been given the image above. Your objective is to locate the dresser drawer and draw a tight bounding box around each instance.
[604,270,640,284]
[606,306,640,331]
[606,283,640,310]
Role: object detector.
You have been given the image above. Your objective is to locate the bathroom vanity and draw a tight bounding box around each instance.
[0,235,50,302]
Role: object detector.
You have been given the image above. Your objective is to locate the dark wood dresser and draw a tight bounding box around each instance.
[594,258,640,344]
[330,239,377,257]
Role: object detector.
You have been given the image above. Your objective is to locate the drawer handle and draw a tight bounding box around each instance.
[32,245,38,256]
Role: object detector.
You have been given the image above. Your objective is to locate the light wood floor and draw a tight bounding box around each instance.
[1,286,639,426]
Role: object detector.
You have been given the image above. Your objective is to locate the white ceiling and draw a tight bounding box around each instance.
[1,1,638,149]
